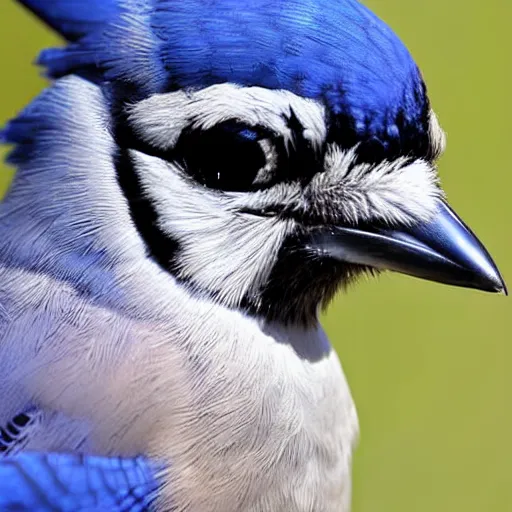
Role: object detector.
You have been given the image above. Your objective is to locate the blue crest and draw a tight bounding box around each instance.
[17,0,430,159]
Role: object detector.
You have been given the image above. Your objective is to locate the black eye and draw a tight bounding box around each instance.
[174,121,277,192]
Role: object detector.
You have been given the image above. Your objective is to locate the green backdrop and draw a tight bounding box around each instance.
[1,1,510,510]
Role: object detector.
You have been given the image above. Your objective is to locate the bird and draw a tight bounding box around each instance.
[0,0,506,510]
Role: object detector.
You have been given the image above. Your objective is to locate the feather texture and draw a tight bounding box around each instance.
[0,452,159,511]
[17,0,430,160]
[17,0,118,41]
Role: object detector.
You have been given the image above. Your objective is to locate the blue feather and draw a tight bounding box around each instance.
[17,0,118,41]
[0,452,160,511]
[15,0,429,158]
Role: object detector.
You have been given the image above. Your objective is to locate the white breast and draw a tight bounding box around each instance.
[152,317,360,512]
[0,262,358,512]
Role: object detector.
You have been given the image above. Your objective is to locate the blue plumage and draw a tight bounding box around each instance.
[18,0,118,41]
[0,453,159,510]
[17,0,429,159]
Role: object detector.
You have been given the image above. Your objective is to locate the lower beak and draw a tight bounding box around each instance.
[311,200,507,294]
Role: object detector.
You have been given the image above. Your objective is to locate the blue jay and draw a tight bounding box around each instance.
[0,0,506,510]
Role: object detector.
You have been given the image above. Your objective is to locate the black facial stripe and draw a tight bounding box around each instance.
[112,97,231,293]
[283,108,325,184]
[111,90,184,277]
[114,144,243,303]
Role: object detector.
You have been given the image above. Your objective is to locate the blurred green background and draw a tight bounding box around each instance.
[0,1,510,511]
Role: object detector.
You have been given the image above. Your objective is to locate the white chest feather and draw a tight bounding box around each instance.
[158,323,359,512]
[0,267,358,512]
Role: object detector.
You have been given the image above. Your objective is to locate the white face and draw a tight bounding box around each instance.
[121,83,445,323]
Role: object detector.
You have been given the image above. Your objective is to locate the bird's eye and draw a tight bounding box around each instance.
[173,121,278,192]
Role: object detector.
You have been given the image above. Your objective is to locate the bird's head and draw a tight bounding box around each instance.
[7,0,506,325]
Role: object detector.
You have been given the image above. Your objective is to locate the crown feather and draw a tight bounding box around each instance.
[13,0,430,159]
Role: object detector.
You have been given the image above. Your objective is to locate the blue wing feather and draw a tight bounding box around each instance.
[0,453,160,511]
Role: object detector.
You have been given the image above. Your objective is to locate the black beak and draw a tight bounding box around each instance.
[312,200,507,294]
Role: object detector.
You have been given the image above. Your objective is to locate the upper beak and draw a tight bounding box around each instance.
[311,200,507,294]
